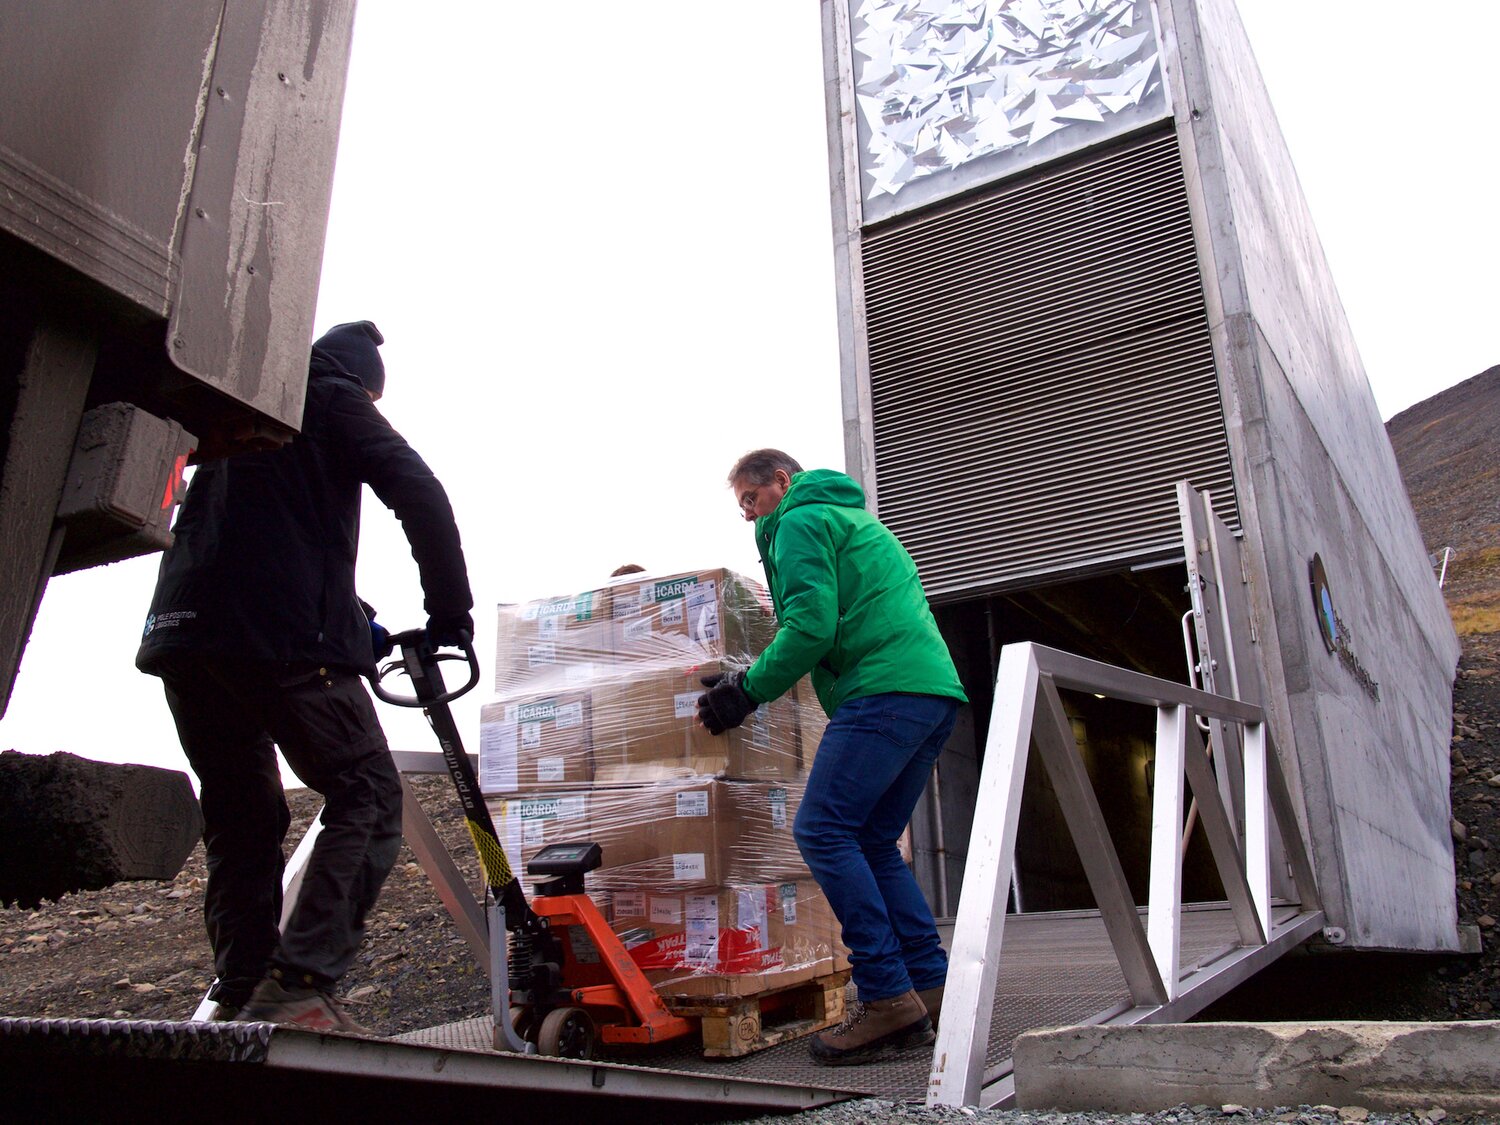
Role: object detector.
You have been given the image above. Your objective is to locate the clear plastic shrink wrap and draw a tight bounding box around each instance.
[479,568,843,995]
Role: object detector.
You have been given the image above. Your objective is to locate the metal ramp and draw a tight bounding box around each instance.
[390,900,1316,1108]
[0,1015,856,1120]
[1,903,1318,1117]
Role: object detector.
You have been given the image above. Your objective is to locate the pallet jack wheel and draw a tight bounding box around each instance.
[509,1005,536,1042]
[536,1006,595,1059]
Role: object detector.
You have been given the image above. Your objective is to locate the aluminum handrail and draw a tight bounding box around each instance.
[1033,644,1265,722]
[926,641,1321,1108]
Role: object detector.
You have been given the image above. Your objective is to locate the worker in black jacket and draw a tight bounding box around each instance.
[137,320,473,1031]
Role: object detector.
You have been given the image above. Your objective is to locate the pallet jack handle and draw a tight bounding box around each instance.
[370,628,480,707]
[370,628,537,1054]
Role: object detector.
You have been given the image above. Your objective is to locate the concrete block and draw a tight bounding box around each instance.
[1013,1021,1500,1113]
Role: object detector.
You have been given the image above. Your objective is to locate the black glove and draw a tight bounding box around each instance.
[426,611,474,650]
[696,671,758,735]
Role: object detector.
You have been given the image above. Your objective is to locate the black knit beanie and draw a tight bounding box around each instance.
[314,320,386,397]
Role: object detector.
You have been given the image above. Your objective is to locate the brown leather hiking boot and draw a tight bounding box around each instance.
[808,988,933,1065]
[917,984,944,1031]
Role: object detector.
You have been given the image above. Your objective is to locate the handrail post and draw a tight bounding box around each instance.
[927,643,1041,1109]
[1147,704,1188,1000]
[1243,721,1272,933]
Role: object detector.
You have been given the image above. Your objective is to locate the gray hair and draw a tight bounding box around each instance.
[727,448,803,487]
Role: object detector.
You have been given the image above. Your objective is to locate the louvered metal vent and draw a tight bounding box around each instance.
[862,127,1237,601]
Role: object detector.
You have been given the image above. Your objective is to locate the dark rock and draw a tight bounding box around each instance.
[0,751,202,907]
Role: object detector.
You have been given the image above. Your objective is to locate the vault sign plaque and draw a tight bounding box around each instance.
[1309,553,1379,701]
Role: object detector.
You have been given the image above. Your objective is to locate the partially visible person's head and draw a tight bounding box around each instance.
[315,320,386,400]
[610,564,646,577]
[727,449,802,522]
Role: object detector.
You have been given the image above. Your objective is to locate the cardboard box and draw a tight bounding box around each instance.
[608,880,834,986]
[484,783,802,899]
[592,661,801,784]
[608,569,775,669]
[485,791,594,898]
[585,780,806,891]
[479,692,604,794]
[494,588,614,693]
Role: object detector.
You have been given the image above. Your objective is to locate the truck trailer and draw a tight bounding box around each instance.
[0,0,358,713]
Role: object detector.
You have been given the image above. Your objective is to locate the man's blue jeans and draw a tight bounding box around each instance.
[793,692,960,1002]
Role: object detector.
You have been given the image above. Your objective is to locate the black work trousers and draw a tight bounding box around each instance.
[156,654,403,1001]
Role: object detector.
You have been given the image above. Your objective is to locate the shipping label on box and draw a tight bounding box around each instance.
[736,887,769,949]
[685,892,722,963]
[478,714,518,793]
[672,853,707,882]
[676,790,709,817]
[650,896,682,925]
[767,787,788,829]
[613,890,646,918]
[778,881,798,925]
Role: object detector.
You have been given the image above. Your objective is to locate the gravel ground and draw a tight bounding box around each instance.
[0,774,490,1033]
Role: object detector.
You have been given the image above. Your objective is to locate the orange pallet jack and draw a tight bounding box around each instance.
[372,630,696,1058]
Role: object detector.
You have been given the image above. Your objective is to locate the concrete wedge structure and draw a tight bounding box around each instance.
[1012,1020,1500,1114]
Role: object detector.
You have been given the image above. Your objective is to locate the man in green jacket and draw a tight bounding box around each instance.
[697,449,968,1065]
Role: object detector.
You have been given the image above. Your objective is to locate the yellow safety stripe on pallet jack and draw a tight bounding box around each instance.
[466,818,514,888]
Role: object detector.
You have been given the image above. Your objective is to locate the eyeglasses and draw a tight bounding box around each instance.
[738,488,759,513]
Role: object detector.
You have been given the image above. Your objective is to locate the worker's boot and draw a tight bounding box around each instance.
[203,976,259,1022]
[917,984,944,1032]
[808,988,933,1066]
[237,968,371,1035]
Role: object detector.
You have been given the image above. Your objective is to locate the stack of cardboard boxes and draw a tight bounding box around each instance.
[478,568,839,997]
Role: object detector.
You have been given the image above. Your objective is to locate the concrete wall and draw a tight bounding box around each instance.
[1162,0,1462,949]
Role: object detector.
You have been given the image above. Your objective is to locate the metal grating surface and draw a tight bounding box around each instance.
[0,1016,273,1064]
[860,127,1238,601]
[396,1019,494,1051]
[400,904,1255,1102]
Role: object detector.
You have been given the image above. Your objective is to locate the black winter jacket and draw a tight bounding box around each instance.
[137,352,472,675]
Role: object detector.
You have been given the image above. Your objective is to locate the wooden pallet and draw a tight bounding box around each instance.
[662,969,850,1058]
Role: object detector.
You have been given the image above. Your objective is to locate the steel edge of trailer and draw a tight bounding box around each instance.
[0,1015,859,1116]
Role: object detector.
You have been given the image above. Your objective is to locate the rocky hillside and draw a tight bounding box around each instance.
[1387,366,1500,642]
[1388,366,1500,1016]
[1387,365,1500,557]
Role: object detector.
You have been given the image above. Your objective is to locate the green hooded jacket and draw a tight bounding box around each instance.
[741,469,967,716]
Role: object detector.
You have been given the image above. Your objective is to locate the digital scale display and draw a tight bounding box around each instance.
[533,844,591,862]
[527,840,603,877]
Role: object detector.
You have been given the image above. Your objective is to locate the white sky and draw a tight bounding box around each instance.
[3,1,1495,780]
